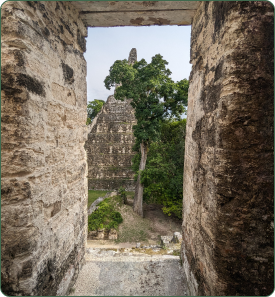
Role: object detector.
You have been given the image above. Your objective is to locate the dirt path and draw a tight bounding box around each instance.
[114,198,182,246]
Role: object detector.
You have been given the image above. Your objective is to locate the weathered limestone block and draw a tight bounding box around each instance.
[96,229,105,239]
[160,233,182,248]
[108,228,118,240]
[1,1,88,295]
[85,97,137,190]
[88,230,97,239]
[73,250,186,296]
[128,48,137,65]
[182,2,274,296]
[85,49,137,191]
[172,232,182,244]
[71,1,200,27]
[160,236,173,248]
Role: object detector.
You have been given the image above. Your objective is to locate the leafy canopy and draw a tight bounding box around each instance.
[104,54,188,145]
[87,99,105,124]
[132,119,186,219]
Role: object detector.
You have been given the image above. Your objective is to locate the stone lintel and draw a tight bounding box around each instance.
[71,1,200,27]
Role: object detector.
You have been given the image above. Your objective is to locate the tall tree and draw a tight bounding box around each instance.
[132,119,186,219]
[104,54,188,217]
[87,99,105,124]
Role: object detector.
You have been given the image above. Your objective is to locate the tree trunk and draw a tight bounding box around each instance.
[133,142,148,217]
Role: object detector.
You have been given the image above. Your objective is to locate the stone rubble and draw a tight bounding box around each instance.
[108,228,118,240]
[160,236,173,247]
[160,232,183,248]
[172,232,182,243]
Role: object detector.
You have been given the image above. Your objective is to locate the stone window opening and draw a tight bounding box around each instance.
[1,1,273,296]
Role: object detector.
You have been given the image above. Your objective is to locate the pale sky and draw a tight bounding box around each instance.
[84,25,192,102]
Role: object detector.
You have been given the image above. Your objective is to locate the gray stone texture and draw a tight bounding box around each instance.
[1,1,273,296]
[128,48,137,65]
[1,1,88,295]
[182,2,274,296]
[85,85,137,190]
[160,236,173,247]
[72,1,200,27]
[172,232,182,243]
[71,248,186,296]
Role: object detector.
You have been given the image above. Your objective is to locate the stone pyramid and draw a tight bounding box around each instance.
[85,49,137,190]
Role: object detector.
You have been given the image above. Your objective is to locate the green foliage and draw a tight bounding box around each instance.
[86,117,91,125]
[118,186,127,204]
[132,119,186,219]
[104,54,189,146]
[88,198,123,231]
[105,54,188,215]
[172,250,181,257]
[118,186,126,197]
[87,99,105,124]
[88,190,109,209]
[126,191,135,199]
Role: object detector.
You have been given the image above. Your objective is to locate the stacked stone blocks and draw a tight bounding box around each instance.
[182,2,274,295]
[85,94,136,190]
[1,1,88,295]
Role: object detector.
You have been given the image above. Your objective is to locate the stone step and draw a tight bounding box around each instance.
[69,248,186,296]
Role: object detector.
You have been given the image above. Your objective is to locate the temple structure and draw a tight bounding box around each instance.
[85,49,137,190]
[1,2,273,295]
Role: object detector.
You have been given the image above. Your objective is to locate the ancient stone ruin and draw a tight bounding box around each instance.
[85,95,136,190]
[85,50,137,190]
[1,2,88,295]
[1,1,273,296]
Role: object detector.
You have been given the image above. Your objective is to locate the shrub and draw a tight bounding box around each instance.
[118,186,127,204]
[88,198,123,231]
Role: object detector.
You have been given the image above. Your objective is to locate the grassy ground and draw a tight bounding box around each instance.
[88,190,135,209]
[125,191,135,199]
[116,197,182,244]
[88,190,108,209]
[114,199,155,244]
[87,190,181,245]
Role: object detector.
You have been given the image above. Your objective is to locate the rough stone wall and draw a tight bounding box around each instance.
[1,2,88,295]
[85,95,136,191]
[128,48,137,65]
[71,1,199,27]
[182,1,274,296]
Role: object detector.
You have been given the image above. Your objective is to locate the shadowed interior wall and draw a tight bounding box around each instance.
[182,1,274,295]
[1,1,88,295]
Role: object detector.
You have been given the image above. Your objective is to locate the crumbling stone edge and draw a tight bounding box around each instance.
[87,191,118,216]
